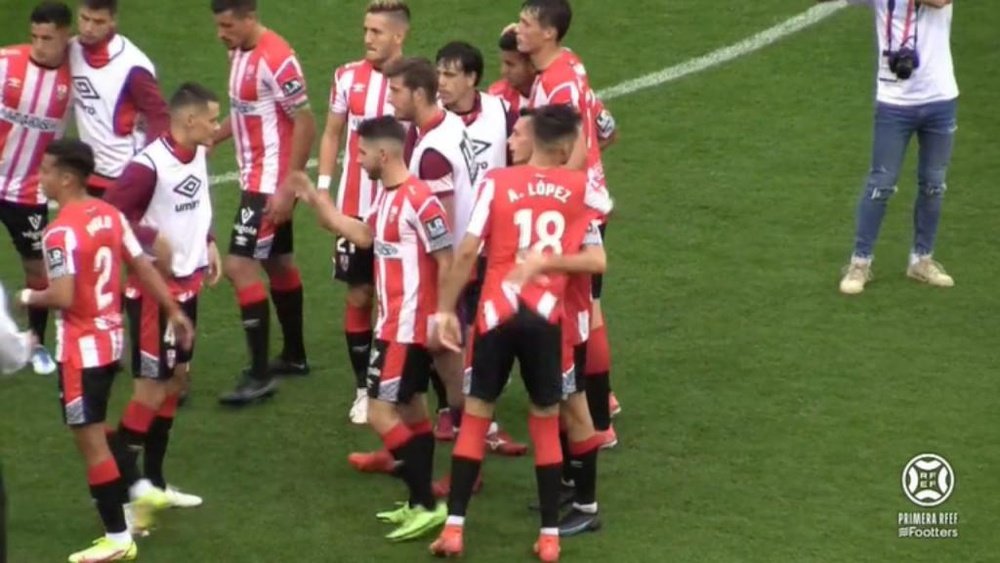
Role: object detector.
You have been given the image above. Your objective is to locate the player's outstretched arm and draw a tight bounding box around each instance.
[19,276,73,310]
[317,112,347,194]
[288,171,373,248]
[440,234,480,315]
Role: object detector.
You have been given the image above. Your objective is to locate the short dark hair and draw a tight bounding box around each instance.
[522,0,573,41]
[531,104,580,147]
[210,0,256,16]
[498,29,519,52]
[45,139,95,182]
[436,41,484,87]
[80,0,117,15]
[384,57,438,101]
[366,0,410,23]
[31,2,72,27]
[357,116,406,144]
[170,82,218,112]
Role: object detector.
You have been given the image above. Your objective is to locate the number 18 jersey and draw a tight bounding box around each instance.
[466,165,611,333]
[42,198,143,367]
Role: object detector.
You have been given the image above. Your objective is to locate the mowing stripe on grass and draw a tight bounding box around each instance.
[207,1,847,186]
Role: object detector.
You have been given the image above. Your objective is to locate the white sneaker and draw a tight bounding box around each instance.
[907,257,954,287]
[349,388,368,425]
[162,485,203,508]
[839,259,872,295]
[31,346,56,375]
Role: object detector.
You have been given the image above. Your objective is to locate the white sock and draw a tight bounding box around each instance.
[446,515,465,527]
[540,527,559,537]
[909,252,928,267]
[355,388,367,398]
[130,479,155,500]
[106,530,132,544]
[487,421,499,435]
[851,255,872,266]
[573,502,598,514]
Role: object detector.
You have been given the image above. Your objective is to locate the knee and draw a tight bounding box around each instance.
[864,182,898,202]
[345,285,374,308]
[366,398,394,430]
[919,182,947,197]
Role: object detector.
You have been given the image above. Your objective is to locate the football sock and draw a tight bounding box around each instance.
[237,283,270,380]
[269,268,306,362]
[114,401,156,488]
[143,394,178,490]
[26,278,48,344]
[529,414,563,528]
[344,303,373,389]
[430,368,448,413]
[585,327,612,431]
[569,434,603,506]
[447,412,490,517]
[88,458,127,535]
[559,428,574,485]
[382,424,436,511]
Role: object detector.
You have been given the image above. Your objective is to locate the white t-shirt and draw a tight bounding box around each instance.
[851,0,958,106]
[0,283,32,375]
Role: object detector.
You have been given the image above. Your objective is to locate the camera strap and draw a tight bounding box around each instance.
[886,0,918,51]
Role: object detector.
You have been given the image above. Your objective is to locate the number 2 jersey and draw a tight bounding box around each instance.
[467,165,612,334]
[42,198,143,367]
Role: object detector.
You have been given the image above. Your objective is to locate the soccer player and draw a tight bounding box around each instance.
[317,0,409,425]
[518,0,619,443]
[0,2,74,376]
[18,138,193,563]
[428,105,611,561]
[435,41,528,459]
[293,116,449,540]
[507,109,607,536]
[388,56,477,443]
[69,0,169,197]
[104,82,221,529]
[211,0,316,405]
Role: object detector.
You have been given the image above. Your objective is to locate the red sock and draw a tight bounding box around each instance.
[585,326,611,377]
[268,267,302,292]
[528,414,562,468]
[453,412,490,462]
[380,424,414,452]
[407,419,433,436]
[345,304,372,333]
[122,401,156,434]
[236,282,267,307]
[87,458,120,486]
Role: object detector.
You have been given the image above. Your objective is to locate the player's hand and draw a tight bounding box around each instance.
[264,188,296,225]
[167,311,195,352]
[431,312,463,353]
[285,170,317,205]
[505,250,549,288]
[206,241,222,287]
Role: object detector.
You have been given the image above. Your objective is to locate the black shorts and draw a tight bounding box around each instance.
[126,292,199,380]
[591,223,607,299]
[459,256,488,326]
[470,308,563,408]
[0,201,47,259]
[228,191,294,261]
[366,340,434,405]
[333,225,375,286]
[58,362,120,427]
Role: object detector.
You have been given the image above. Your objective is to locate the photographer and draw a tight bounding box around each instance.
[827,0,958,295]
[0,283,36,563]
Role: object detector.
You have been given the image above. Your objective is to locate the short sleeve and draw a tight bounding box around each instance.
[117,213,144,259]
[330,65,349,116]
[410,191,453,253]
[268,52,310,116]
[42,226,78,279]
[466,176,495,238]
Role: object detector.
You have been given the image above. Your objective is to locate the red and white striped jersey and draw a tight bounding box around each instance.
[43,199,143,368]
[488,79,528,115]
[530,49,608,200]
[227,30,309,195]
[329,59,393,217]
[467,166,611,334]
[0,45,71,205]
[369,176,452,344]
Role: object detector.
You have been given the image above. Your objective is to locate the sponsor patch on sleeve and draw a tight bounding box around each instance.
[422,216,452,251]
[281,78,305,97]
[46,247,68,278]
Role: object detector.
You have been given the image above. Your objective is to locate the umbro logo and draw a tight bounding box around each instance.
[72,76,100,100]
[173,175,202,199]
[471,139,491,157]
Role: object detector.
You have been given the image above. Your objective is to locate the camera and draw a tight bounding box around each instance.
[888,47,920,80]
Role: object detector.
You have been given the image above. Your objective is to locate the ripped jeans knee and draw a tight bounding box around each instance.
[918,182,947,197]
[865,183,898,201]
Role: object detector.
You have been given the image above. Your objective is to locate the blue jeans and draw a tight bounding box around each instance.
[852,98,958,259]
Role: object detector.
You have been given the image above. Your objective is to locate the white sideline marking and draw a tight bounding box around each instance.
[208,2,846,186]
